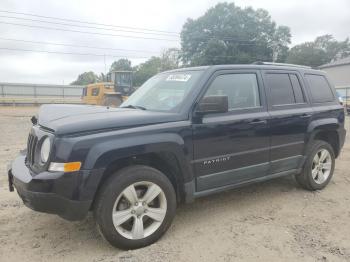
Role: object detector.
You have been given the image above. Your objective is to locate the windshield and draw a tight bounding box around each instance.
[121,70,203,112]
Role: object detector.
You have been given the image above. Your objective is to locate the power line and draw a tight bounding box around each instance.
[0,46,269,60]
[0,20,262,44]
[0,47,150,59]
[0,15,180,38]
[0,9,180,35]
[0,37,162,54]
[0,11,262,43]
[0,21,180,42]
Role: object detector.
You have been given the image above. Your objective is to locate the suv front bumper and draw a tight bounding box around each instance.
[7,151,103,221]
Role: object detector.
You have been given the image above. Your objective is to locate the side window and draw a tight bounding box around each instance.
[289,74,305,103]
[204,74,260,110]
[91,88,99,96]
[305,74,334,103]
[265,73,295,105]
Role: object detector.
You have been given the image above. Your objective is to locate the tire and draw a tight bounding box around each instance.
[94,165,176,250]
[102,96,123,107]
[295,140,335,191]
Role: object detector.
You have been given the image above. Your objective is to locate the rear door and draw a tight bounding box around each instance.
[263,70,313,174]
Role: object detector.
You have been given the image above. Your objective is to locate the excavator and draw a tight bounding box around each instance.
[82,71,134,107]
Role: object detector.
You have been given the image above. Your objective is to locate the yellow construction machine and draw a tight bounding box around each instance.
[82,71,134,107]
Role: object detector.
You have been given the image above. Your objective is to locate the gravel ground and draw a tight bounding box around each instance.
[1,106,350,262]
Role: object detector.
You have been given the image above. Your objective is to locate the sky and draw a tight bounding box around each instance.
[0,0,349,84]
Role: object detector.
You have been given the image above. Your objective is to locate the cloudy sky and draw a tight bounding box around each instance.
[0,0,349,84]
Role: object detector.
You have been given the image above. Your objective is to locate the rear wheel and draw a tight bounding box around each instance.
[102,96,123,107]
[94,165,176,250]
[295,140,335,190]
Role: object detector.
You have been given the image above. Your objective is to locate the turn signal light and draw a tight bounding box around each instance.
[49,162,82,172]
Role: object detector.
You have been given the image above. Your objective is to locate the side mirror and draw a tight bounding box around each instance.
[196,95,229,115]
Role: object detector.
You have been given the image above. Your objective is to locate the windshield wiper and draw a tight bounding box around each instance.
[120,105,147,110]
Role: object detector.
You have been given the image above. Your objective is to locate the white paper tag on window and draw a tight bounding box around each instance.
[166,74,191,82]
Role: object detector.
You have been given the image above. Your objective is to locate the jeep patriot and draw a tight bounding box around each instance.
[7,63,346,249]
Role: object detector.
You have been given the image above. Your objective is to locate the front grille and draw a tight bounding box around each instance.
[26,133,38,166]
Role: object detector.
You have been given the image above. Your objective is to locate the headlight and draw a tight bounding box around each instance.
[40,137,51,163]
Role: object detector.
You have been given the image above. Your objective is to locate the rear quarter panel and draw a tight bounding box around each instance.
[302,71,346,155]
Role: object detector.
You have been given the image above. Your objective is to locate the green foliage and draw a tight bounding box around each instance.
[70,71,100,85]
[72,3,350,86]
[159,48,181,71]
[286,35,350,67]
[110,58,132,71]
[180,2,291,66]
[133,57,162,87]
[71,49,180,87]
[133,48,181,86]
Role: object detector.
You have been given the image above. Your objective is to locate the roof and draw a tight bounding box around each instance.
[319,56,350,69]
[163,63,320,74]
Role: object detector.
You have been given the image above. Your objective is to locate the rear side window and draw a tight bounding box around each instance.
[265,73,306,106]
[289,74,305,103]
[305,74,334,103]
[265,74,295,105]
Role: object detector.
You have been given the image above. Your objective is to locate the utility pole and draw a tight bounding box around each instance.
[104,54,107,75]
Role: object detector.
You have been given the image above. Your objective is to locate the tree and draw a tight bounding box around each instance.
[159,48,181,71]
[70,71,99,85]
[314,35,350,62]
[132,48,180,86]
[110,58,132,71]
[133,57,162,87]
[286,35,350,67]
[271,26,291,62]
[180,2,291,66]
[97,72,106,82]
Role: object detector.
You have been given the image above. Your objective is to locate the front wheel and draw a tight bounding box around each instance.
[102,96,123,107]
[295,140,335,190]
[94,165,176,250]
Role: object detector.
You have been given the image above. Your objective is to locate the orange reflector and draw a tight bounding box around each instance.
[64,162,81,172]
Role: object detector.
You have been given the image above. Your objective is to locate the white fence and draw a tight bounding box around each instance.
[0,82,85,105]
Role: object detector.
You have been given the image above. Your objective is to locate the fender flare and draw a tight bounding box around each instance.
[84,133,193,183]
[305,118,341,154]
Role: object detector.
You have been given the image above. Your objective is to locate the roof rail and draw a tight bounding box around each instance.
[253,61,312,69]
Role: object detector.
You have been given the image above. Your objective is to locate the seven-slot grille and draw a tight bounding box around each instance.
[26,133,38,166]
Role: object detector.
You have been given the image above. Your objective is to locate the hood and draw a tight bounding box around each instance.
[37,104,182,135]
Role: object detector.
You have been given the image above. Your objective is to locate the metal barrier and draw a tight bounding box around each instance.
[0,82,85,105]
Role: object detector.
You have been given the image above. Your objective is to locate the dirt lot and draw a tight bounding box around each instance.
[1,106,350,262]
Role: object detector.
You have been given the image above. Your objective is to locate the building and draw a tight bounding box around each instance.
[319,56,350,109]
[319,56,350,88]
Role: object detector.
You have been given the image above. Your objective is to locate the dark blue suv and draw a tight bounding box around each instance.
[8,63,346,249]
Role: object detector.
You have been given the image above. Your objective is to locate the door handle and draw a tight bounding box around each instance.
[249,119,267,125]
[300,113,312,118]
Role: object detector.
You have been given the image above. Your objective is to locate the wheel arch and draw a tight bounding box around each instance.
[90,151,189,210]
[306,118,341,157]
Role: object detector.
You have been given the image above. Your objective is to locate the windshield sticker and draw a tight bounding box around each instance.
[166,74,191,82]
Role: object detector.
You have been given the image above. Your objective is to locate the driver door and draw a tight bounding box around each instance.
[192,70,270,192]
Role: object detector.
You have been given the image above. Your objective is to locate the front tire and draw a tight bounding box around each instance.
[295,140,335,190]
[102,96,123,107]
[94,165,176,250]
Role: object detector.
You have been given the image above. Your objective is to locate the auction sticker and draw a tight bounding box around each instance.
[166,74,191,82]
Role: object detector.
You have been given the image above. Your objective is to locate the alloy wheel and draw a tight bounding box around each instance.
[311,149,332,184]
[112,181,167,240]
